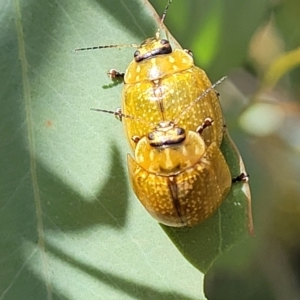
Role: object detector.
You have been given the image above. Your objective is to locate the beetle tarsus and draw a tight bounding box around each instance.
[232,172,249,183]
[132,135,141,143]
[107,69,125,81]
[196,117,214,135]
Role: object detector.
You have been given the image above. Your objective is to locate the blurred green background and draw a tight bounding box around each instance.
[151,0,300,299]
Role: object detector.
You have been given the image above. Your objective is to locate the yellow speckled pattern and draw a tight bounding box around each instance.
[127,142,231,227]
[135,130,206,173]
[125,48,194,83]
[122,47,224,150]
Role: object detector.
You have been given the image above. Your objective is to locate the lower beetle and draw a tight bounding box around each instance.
[127,120,232,227]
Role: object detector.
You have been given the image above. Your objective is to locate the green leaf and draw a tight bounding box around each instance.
[273,0,300,51]
[271,0,300,97]
[0,0,252,299]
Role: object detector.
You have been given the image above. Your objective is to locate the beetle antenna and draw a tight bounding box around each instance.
[75,43,139,52]
[90,108,154,127]
[160,0,172,26]
[156,0,173,40]
[174,76,227,124]
[90,108,136,120]
[76,1,173,51]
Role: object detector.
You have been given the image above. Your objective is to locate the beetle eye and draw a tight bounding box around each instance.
[134,50,140,58]
[160,39,169,45]
[148,133,155,140]
[176,128,185,135]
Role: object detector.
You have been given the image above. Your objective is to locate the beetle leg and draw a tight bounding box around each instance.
[131,135,141,144]
[196,117,214,135]
[114,108,123,121]
[107,69,125,81]
[232,172,249,183]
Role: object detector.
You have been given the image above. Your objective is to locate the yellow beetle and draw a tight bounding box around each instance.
[127,120,232,227]
[121,37,224,151]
